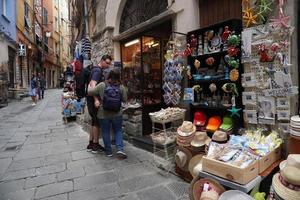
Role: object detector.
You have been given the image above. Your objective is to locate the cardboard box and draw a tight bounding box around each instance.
[202,156,259,185]
[258,146,281,173]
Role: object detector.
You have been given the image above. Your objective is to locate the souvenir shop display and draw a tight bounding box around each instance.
[241,0,297,127]
[187,19,244,135]
[190,177,226,200]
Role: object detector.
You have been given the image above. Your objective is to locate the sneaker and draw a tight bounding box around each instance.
[87,142,93,152]
[106,153,113,157]
[31,103,36,106]
[91,143,105,154]
[116,151,127,160]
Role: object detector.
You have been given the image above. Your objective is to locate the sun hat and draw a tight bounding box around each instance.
[200,189,219,200]
[191,131,211,147]
[188,154,204,178]
[206,116,222,132]
[194,111,207,126]
[212,130,228,143]
[192,178,225,200]
[272,173,300,200]
[219,190,253,200]
[281,166,300,185]
[279,154,300,171]
[219,116,233,131]
[175,146,192,171]
[177,121,196,137]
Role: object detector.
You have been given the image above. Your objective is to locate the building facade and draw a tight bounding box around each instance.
[0,0,17,103]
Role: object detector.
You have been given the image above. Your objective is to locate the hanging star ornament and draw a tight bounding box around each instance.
[243,7,258,27]
[228,106,242,117]
[257,0,272,21]
[269,13,290,29]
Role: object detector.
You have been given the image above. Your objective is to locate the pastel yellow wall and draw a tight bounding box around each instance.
[16,0,34,41]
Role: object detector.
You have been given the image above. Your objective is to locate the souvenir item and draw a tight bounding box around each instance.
[242,72,256,87]
[229,69,239,81]
[219,116,233,131]
[149,107,186,122]
[206,116,222,132]
[204,35,209,54]
[212,130,228,143]
[257,44,272,62]
[206,57,215,66]
[227,46,239,57]
[209,28,222,52]
[222,83,238,96]
[228,34,240,46]
[175,146,193,171]
[228,59,239,68]
[222,26,231,42]
[258,96,275,123]
[191,131,211,147]
[270,13,290,29]
[242,91,257,105]
[243,110,258,124]
[243,7,258,27]
[194,59,201,70]
[192,178,225,200]
[228,106,242,118]
[194,111,207,126]
[188,154,204,178]
[277,110,290,121]
[177,121,196,137]
[257,0,272,22]
[209,83,217,93]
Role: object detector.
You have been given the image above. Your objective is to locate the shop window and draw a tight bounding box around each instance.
[24,3,31,30]
[42,7,48,25]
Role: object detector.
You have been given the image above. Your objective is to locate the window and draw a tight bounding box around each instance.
[44,34,48,53]
[42,7,48,25]
[61,37,64,51]
[54,17,58,31]
[2,0,8,17]
[24,3,31,30]
[55,42,59,55]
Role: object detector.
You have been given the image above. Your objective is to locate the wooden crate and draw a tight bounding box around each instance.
[202,156,259,185]
[258,146,281,173]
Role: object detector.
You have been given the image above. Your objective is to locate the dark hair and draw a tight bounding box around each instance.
[107,68,121,83]
[101,54,112,61]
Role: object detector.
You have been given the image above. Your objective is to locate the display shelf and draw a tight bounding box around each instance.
[191,50,227,59]
[191,78,234,84]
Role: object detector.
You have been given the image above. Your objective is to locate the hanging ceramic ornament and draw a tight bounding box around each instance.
[222,83,239,96]
[205,57,215,66]
[227,106,242,117]
[257,0,272,22]
[269,13,290,29]
[222,26,231,42]
[228,59,239,68]
[228,34,240,47]
[227,46,239,57]
[229,69,239,82]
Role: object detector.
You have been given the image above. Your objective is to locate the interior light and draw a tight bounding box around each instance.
[152,43,159,47]
[124,39,140,47]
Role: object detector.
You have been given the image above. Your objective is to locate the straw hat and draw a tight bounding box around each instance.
[192,178,225,200]
[212,130,228,143]
[200,189,219,200]
[272,173,300,200]
[219,190,253,200]
[189,154,204,178]
[175,146,192,171]
[191,131,211,147]
[279,154,300,171]
[177,121,196,137]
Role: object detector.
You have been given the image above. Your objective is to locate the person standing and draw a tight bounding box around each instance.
[88,68,128,159]
[59,73,65,88]
[86,54,112,153]
[39,73,46,99]
[29,73,37,106]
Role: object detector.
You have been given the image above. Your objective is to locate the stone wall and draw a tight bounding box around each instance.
[91,28,114,61]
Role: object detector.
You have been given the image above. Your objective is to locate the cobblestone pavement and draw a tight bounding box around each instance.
[0,89,189,200]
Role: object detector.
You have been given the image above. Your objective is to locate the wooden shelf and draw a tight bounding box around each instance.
[191,78,234,84]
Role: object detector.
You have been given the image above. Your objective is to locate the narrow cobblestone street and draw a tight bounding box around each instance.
[0,89,189,200]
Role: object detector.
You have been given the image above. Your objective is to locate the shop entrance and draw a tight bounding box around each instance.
[121,20,172,140]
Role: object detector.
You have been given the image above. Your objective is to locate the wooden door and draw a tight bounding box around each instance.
[199,0,242,27]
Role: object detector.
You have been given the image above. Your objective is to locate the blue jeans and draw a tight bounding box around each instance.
[99,116,123,155]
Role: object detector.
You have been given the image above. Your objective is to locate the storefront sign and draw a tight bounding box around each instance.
[262,87,298,97]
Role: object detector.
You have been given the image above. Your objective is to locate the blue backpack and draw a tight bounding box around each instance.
[103,82,122,111]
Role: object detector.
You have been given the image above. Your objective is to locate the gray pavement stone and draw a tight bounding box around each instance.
[67,158,96,169]
[14,148,50,160]
[116,163,155,181]
[71,150,95,161]
[35,181,73,199]
[118,173,170,193]
[1,188,35,200]
[41,193,68,200]
[57,166,85,182]
[69,183,120,200]
[136,186,176,200]
[36,163,66,176]
[44,153,72,166]
[74,171,118,190]
[25,174,57,189]
[167,181,190,198]
[0,158,12,174]
[0,179,25,195]
[84,163,111,175]
[106,193,140,200]
[50,144,73,155]
[1,168,36,181]
[8,157,44,172]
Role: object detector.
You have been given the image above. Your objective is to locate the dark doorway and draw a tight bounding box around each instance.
[8,47,16,88]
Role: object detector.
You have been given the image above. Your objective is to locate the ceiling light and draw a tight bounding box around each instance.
[124,39,139,47]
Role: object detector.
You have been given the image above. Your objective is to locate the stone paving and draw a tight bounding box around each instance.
[0,89,189,200]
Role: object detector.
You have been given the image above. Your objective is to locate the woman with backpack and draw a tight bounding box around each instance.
[88,68,128,159]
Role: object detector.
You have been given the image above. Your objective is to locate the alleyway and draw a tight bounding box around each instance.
[0,89,189,200]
